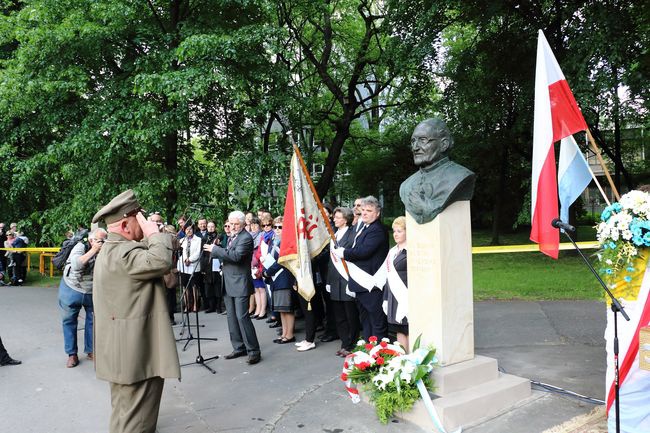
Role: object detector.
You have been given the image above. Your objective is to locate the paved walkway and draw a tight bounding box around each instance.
[0,285,607,432]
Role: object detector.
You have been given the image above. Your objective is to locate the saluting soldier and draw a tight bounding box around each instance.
[92,189,180,433]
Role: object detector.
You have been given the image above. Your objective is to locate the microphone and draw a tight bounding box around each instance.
[551,218,575,232]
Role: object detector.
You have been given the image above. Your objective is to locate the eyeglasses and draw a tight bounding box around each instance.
[223,225,230,228]
[262,223,272,227]
[273,225,283,229]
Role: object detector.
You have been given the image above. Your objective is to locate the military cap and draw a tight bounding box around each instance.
[92,189,144,224]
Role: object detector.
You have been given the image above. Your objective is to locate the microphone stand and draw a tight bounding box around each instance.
[555,222,629,433]
[175,233,219,374]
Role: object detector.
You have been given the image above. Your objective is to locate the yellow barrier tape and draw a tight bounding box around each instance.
[0,247,60,252]
[472,241,599,254]
[2,242,601,255]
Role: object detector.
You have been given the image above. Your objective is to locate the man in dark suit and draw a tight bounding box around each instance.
[204,211,261,364]
[332,196,389,340]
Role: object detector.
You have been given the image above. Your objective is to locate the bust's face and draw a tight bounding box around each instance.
[411,123,446,167]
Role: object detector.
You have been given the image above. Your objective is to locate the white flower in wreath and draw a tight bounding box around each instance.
[606,259,613,265]
[622,230,633,240]
[373,373,390,390]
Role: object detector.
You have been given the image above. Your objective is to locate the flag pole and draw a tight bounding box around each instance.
[586,129,621,201]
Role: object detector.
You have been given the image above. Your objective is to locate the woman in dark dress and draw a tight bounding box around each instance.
[383,216,409,351]
[327,207,360,357]
[263,217,296,344]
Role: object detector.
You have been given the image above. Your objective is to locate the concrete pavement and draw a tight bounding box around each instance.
[0,285,607,432]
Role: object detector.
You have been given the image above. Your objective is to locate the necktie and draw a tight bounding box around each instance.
[352,224,366,248]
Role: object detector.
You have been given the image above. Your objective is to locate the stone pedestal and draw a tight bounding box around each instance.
[400,201,531,431]
[406,200,474,365]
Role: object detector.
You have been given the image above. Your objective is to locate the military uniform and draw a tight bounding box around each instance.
[92,190,180,433]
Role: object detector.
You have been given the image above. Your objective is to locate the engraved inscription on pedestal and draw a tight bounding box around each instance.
[406,201,474,366]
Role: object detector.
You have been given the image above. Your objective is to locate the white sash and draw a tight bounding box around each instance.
[329,239,389,295]
[329,240,355,297]
[262,247,284,281]
[383,246,408,322]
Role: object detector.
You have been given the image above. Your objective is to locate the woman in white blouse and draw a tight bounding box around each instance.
[178,224,202,311]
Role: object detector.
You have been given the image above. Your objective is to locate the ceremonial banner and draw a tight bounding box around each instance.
[531,30,588,259]
[558,135,594,224]
[278,150,330,302]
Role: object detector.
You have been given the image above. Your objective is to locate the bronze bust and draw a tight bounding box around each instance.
[399,118,476,224]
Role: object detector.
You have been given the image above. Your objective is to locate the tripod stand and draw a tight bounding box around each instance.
[553,219,629,433]
[175,234,219,374]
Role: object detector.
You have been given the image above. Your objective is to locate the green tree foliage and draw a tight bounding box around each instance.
[390,0,647,243]
[0,0,645,244]
[0,0,275,242]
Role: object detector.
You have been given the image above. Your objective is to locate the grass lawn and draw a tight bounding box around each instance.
[13,229,606,301]
[473,252,602,300]
[472,227,603,301]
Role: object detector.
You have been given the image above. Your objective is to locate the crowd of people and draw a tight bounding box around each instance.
[0,222,30,286]
[161,195,410,359]
[1,189,411,433]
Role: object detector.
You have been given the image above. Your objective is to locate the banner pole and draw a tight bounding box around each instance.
[586,128,621,201]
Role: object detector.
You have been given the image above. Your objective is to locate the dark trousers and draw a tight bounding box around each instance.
[297,294,316,343]
[166,287,177,321]
[204,271,223,311]
[12,253,26,283]
[311,284,326,327]
[322,288,338,337]
[355,289,387,341]
[331,300,360,350]
[224,294,260,356]
[180,272,200,311]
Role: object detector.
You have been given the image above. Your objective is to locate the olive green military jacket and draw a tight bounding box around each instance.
[93,232,180,384]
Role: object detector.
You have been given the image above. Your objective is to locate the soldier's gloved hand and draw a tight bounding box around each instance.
[137,212,160,238]
[332,247,345,259]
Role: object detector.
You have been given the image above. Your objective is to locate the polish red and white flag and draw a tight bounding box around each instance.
[278,149,331,302]
[530,30,588,258]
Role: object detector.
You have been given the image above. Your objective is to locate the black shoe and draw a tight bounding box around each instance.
[315,325,325,332]
[205,308,216,314]
[265,317,276,324]
[224,351,247,360]
[256,314,267,320]
[220,311,228,315]
[318,334,338,343]
[250,314,259,319]
[269,322,281,328]
[0,357,21,366]
[247,354,261,365]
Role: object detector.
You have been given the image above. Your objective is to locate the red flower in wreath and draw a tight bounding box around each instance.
[380,341,388,348]
[369,336,378,343]
[365,343,373,351]
[376,357,385,365]
[340,373,348,381]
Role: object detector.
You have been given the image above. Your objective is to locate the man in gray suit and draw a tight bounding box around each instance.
[204,211,261,364]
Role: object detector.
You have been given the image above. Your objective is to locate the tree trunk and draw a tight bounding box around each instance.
[164,130,178,222]
[490,142,509,245]
[316,121,351,199]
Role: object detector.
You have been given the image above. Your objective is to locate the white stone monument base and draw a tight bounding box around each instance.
[398,356,531,431]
